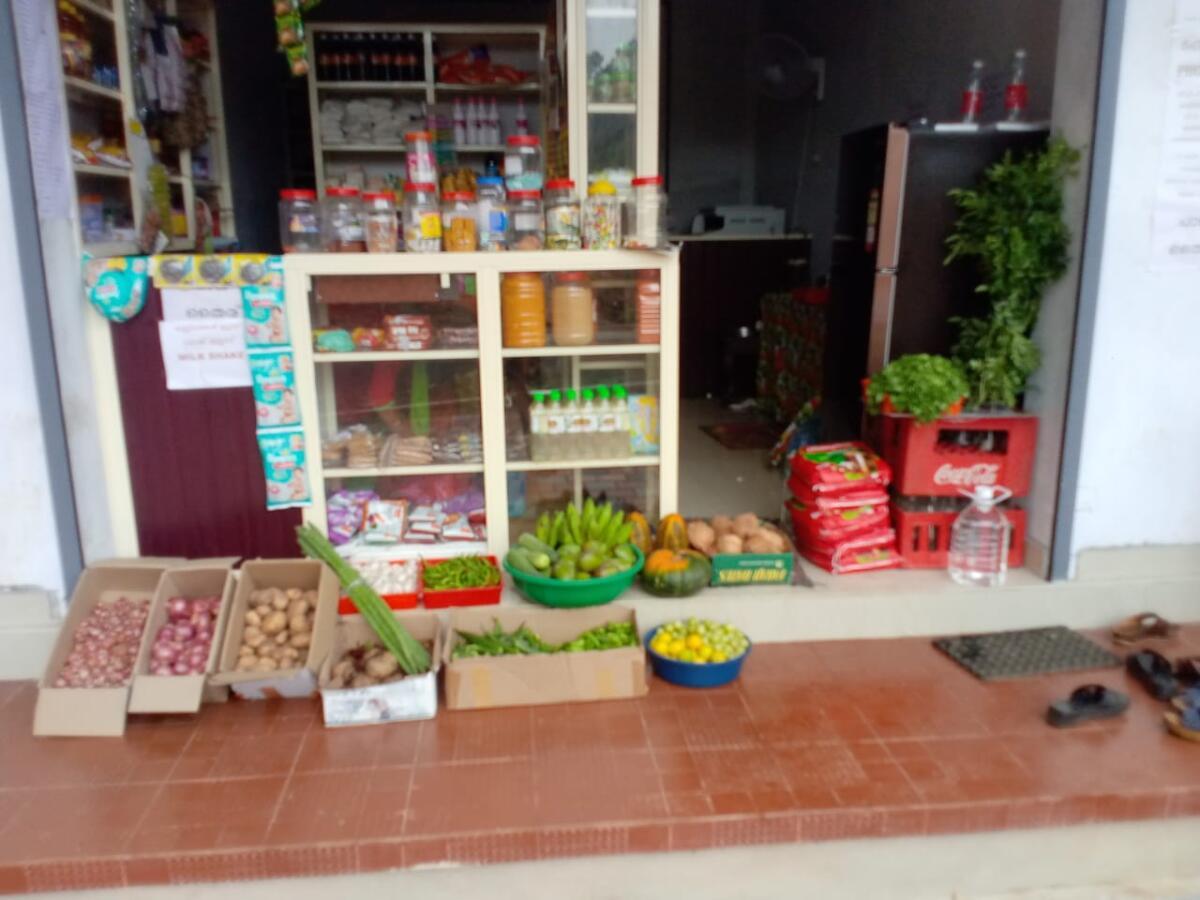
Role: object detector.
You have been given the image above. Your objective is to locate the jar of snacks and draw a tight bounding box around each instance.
[442,191,478,252]
[402,182,442,252]
[501,272,546,348]
[321,187,366,252]
[623,175,667,249]
[551,271,595,346]
[509,190,545,250]
[405,130,438,185]
[279,188,321,252]
[504,135,543,192]
[636,269,661,343]
[476,176,509,251]
[363,191,398,253]
[544,179,581,250]
[583,180,620,249]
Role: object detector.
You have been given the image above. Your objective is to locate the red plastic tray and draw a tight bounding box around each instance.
[878,413,1038,498]
[892,505,1026,569]
[337,561,420,615]
[421,556,502,609]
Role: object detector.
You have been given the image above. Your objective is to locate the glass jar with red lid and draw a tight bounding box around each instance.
[623,175,667,249]
[321,186,366,252]
[279,188,321,252]
[544,179,581,250]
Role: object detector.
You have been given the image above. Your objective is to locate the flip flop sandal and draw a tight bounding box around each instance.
[1163,705,1200,743]
[1175,656,1200,686]
[1169,686,1200,713]
[1111,612,1179,645]
[1046,684,1129,728]
[1126,650,1180,701]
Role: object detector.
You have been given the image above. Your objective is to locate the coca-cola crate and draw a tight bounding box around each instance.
[878,413,1038,497]
[892,504,1026,569]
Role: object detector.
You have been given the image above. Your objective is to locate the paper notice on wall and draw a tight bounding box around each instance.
[1151,0,1200,267]
[161,287,244,323]
[158,320,251,390]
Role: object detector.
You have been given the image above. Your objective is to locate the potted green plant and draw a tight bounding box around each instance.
[864,354,969,424]
[944,137,1080,409]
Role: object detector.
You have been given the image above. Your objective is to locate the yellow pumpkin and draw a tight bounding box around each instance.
[628,511,653,555]
[643,549,711,597]
[655,513,688,551]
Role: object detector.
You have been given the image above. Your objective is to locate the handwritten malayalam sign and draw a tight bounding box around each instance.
[1152,0,1200,268]
[158,320,251,390]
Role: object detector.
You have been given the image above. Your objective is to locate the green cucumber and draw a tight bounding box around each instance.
[518,532,558,563]
[552,558,577,580]
[557,543,582,560]
[506,548,539,575]
[578,552,604,573]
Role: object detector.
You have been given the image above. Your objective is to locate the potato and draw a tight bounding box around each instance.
[254,657,279,672]
[711,515,734,536]
[716,533,744,554]
[733,513,760,540]
[744,534,778,554]
[351,674,376,688]
[290,631,312,649]
[270,595,289,612]
[244,609,262,627]
[261,611,287,635]
[236,657,256,671]
[753,527,787,553]
[256,641,275,657]
[365,653,399,679]
[302,589,318,606]
[254,603,271,619]
[288,614,309,635]
[274,630,289,645]
[280,646,301,662]
[286,597,310,620]
[243,627,266,649]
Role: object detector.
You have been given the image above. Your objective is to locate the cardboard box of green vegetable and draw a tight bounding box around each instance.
[443,605,648,711]
[318,611,441,727]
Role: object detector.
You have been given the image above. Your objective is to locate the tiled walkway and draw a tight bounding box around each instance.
[2,627,1200,895]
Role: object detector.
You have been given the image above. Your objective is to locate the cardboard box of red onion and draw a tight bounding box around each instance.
[34,558,180,737]
[127,560,238,715]
[318,611,440,727]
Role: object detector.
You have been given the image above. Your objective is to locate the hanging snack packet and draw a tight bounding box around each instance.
[248,348,299,428]
[257,427,311,510]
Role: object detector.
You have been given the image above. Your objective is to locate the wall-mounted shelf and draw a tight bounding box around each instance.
[74,162,132,179]
[74,0,116,22]
[587,102,638,115]
[324,463,485,478]
[507,456,660,472]
[435,82,541,93]
[63,76,122,103]
[314,349,481,363]
[501,344,660,359]
[323,144,407,153]
[316,81,429,92]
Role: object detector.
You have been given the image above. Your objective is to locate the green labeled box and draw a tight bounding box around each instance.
[709,549,795,586]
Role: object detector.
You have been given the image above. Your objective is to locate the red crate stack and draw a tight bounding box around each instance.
[875,414,1036,569]
[786,442,902,574]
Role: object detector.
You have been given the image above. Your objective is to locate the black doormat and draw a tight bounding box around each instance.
[933,626,1122,681]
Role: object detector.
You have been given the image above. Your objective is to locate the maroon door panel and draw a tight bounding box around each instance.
[110,285,301,558]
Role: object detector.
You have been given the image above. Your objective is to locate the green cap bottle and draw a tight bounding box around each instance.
[613,384,628,400]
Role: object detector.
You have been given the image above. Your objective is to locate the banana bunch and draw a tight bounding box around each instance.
[507,499,638,581]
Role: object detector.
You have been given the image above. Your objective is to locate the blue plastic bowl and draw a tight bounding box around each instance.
[644,626,751,688]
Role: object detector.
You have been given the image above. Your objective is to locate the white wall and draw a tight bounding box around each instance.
[1071,0,1200,557]
[0,111,65,597]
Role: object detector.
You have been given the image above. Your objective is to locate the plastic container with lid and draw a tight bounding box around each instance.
[551,271,595,347]
[321,187,366,252]
[279,188,321,252]
[442,191,478,252]
[636,269,661,344]
[501,272,546,348]
[504,135,543,192]
[363,191,398,253]
[476,176,509,251]
[509,190,545,250]
[544,179,581,250]
[402,181,442,252]
[583,180,620,250]
[405,131,438,186]
[623,175,667,249]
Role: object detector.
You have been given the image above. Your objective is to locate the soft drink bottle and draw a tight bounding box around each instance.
[948,486,1013,587]
[1005,49,1028,122]
[961,59,984,124]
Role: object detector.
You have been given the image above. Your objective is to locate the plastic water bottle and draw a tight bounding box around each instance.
[960,59,984,124]
[1004,49,1028,122]
[948,486,1013,587]
[529,392,545,461]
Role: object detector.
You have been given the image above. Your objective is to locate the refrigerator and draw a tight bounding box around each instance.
[821,123,1048,439]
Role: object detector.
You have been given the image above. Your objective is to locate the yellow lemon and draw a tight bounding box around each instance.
[651,638,670,656]
[678,650,695,663]
[710,651,727,663]
[697,645,713,662]
[685,634,703,650]
[668,639,686,656]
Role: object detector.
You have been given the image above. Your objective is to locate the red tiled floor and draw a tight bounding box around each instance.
[4,625,1200,894]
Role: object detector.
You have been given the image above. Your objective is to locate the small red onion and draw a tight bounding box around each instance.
[167,597,188,618]
[152,642,178,663]
[173,623,194,642]
[171,659,191,675]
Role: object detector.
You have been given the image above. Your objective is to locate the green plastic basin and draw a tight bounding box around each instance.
[503,546,644,608]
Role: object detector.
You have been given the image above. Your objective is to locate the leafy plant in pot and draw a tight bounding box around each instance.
[864,354,969,424]
[944,137,1080,409]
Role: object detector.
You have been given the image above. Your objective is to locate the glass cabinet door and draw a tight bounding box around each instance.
[302,271,489,558]
[499,266,663,543]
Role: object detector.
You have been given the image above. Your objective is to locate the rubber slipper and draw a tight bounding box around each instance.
[1111,612,1179,645]
[1046,684,1129,728]
[1163,705,1200,743]
[1169,686,1200,713]
[1175,656,1200,686]
[1126,650,1180,701]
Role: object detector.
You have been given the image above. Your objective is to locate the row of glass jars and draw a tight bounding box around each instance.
[279,177,666,254]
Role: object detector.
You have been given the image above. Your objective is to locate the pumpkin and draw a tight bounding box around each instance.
[628,511,654,555]
[655,513,688,551]
[642,549,711,597]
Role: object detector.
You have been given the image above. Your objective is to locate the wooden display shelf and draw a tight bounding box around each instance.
[454,144,506,154]
[74,162,133,179]
[323,144,406,153]
[316,81,429,92]
[501,344,659,358]
[74,0,116,22]
[588,102,638,115]
[435,82,541,93]
[63,75,122,103]
[314,349,480,363]
[506,456,660,472]
[324,463,484,478]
